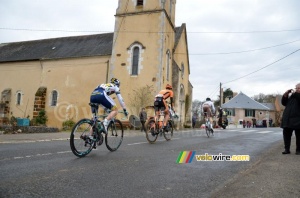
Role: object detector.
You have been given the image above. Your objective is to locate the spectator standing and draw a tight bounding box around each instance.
[281,83,300,155]
[247,121,251,128]
[139,108,147,132]
[269,118,273,127]
[192,114,197,128]
[252,118,257,128]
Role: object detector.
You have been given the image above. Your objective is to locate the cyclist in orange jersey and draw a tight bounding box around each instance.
[154,84,175,132]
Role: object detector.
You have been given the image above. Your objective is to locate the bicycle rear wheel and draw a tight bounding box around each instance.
[205,126,211,138]
[146,120,158,143]
[105,119,124,151]
[163,120,173,141]
[70,119,95,157]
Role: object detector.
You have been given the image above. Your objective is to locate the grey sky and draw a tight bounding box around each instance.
[1,0,299,101]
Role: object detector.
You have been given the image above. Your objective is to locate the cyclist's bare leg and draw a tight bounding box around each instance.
[154,110,159,122]
[163,110,170,127]
[106,110,117,121]
[209,116,214,132]
[102,109,118,132]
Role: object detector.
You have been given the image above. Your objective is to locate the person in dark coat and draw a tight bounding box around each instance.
[192,114,197,128]
[139,108,147,132]
[281,83,300,155]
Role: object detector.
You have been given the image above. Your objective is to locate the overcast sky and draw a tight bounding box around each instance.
[1,0,299,101]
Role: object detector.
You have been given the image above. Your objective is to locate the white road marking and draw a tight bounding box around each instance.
[257,131,273,134]
[127,142,148,145]
[127,138,180,145]
[1,150,73,162]
[57,151,72,154]
[239,130,257,132]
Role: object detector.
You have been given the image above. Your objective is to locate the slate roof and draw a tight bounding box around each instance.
[221,92,270,110]
[0,24,186,63]
[261,103,276,111]
[174,24,185,51]
[0,33,114,62]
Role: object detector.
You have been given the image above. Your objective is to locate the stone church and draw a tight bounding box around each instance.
[0,0,193,129]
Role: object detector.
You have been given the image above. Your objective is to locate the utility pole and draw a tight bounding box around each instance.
[220,82,222,106]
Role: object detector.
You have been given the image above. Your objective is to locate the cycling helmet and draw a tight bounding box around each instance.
[166,84,172,90]
[111,78,120,87]
[206,97,211,101]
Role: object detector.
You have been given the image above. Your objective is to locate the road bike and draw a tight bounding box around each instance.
[70,103,126,157]
[145,106,177,144]
[204,112,214,138]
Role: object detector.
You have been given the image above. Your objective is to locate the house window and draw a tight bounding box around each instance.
[181,63,184,78]
[51,90,58,106]
[227,109,235,116]
[16,92,22,105]
[137,0,143,6]
[132,47,139,75]
[166,50,170,81]
[245,109,255,117]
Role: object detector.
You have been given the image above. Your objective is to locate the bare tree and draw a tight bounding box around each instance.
[253,93,276,103]
[128,85,155,116]
[192,100,202,116]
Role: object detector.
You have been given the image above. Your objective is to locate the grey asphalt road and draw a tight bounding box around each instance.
[0,127,299,197]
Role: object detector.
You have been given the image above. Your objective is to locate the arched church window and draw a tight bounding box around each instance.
[51,90,58,106]
[16,91,22,105]
[166,50,170,81]
[132,47,140,75]
[181,63,185,78]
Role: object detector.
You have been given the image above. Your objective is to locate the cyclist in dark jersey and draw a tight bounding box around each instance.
[90,78,128,132]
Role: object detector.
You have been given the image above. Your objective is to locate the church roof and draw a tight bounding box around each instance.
[221,92,270,110]
[0,24,187,63]
[0,33,113,62]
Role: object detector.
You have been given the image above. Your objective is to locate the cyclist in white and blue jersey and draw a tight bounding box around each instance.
[90,78,128,132]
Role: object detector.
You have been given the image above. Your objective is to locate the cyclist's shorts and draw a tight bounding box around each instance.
[90,88,117,113]
[154,96,166,111]
[202,105,212,117]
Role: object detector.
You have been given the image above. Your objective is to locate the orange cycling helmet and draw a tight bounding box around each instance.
[166,84,172,90]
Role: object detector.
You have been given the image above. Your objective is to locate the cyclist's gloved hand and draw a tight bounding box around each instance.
[123,109,128,117]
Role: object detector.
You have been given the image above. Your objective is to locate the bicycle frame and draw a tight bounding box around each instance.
[203,113,213,137]
[205,116,211,130]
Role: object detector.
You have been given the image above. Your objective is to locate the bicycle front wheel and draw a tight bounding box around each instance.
[145,120,158,143]
[70,119,95,157]
[105,119,124,151]
[163,120,173,141]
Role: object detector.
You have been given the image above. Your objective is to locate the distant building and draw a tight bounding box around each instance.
[221,92,276,127]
